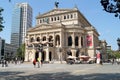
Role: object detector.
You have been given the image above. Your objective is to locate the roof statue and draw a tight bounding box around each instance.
[55,1,59,8]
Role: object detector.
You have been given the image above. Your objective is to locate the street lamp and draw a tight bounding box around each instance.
[117,38,120,51]
[100,0,120,19]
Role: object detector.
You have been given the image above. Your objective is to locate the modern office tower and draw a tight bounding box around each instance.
[11,3,32,47]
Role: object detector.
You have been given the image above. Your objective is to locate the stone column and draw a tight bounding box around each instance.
[24,49,28,62]
[39,51,42,61]
[53,33,55,47]
[45,37,49,62]
[60,33,62,47]
[32,49,36,61]
[45,46,49,62]
[34,34,36,42]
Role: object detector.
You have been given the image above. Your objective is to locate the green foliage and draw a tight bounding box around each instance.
[107,50,114,59]
[108,50,120,59]
[114,51,120,59]
[17,43,25,60]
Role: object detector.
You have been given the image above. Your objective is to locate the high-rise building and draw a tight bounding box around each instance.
[11,3,32,47]
[0,37,5,60]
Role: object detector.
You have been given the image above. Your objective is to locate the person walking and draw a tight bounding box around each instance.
[37,58,40,68]
[33,59,36,68]
[1,60,4,67]
[41,59,43,67]
[112,58,115,65]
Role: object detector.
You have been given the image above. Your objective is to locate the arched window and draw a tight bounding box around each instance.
[30,37,34,42]
[75,36,79,46]
[57,16,59,20]
[67,15,69,19]
[49,36,53,47]
[71,14,73,18]
[49,36,53,42]
[40,19,42,23]
[55,35,60,46]
[43,36,46,41]
[64,15,66,19]
[68,36,72,46]
[81,37,83,47]
[36,37,40,42]
[51,17,53,21]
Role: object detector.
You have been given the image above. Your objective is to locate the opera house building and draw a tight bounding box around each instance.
[24,6,104,63]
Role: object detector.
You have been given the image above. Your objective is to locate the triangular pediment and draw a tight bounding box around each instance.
[27,23,64,32]
[36,8,77,18]
[27,24,52,32]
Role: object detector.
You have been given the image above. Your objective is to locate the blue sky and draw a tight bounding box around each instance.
[0,0,119,50]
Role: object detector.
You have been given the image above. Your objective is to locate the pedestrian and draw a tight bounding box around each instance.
[1,60,4,67]
[41,59,43,66]
[112,58,115,65]
[37,58,40,68]
[100,54,103,65]
[33,59,36,68]
[4,60,8,67]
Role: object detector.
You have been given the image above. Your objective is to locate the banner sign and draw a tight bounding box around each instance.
[86,35,92,47]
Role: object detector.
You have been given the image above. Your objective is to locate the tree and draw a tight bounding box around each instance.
[17,43,25,61]
[100,0,120,19]
[107,50,114,59]
[0,7,4,32]
[114,51,120,59]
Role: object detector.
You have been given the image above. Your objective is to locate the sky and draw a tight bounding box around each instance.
[0,0,120,50]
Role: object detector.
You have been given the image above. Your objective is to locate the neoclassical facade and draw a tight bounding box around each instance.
[24,7,100,62]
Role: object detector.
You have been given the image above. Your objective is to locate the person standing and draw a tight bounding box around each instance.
[96,49,102,65]
[96,50,101,64]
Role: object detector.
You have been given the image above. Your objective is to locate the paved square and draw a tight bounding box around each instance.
[0,62,120,80]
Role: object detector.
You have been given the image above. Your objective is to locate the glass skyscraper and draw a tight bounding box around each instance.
[11,3,32,47]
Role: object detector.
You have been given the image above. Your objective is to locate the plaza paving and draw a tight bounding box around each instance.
[0,62,120,80]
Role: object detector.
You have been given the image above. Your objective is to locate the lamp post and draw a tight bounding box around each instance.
[100,0,120,19]
[117,38,120,51]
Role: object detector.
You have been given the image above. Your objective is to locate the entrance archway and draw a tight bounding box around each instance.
[42,51,46,61]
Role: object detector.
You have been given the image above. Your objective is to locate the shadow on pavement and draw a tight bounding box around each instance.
[1,71,120,80]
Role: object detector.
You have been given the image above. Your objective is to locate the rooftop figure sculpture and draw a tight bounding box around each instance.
[55,1,59,8]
